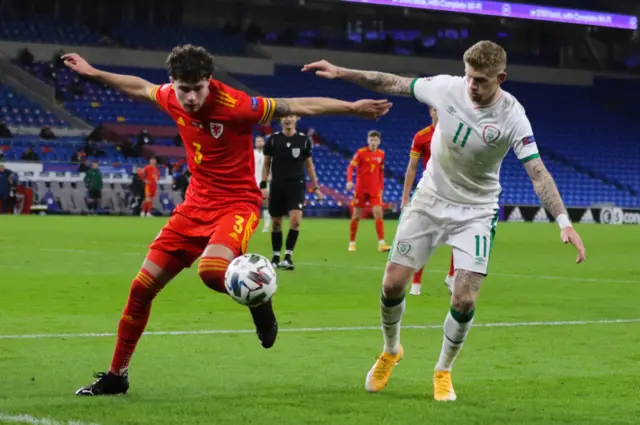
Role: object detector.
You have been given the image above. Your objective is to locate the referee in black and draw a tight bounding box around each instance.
[260,114,323,270]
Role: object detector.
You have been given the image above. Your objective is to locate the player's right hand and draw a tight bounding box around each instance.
[261,188,269,200]
[560,227,586,264]
[352,99,392,120]
[301,60,339,79]
[62,53,97,76]
[346,182,354,192]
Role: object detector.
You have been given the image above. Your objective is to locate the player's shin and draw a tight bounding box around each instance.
[271,230,283,260]
[285,229,299,255]
[349,218,359,243]
[375,218,385,243]
[198,257,231,293]
[410,267,423,295]
[435,306,474,372]
[380,264,410,355]
[109,269,166,376]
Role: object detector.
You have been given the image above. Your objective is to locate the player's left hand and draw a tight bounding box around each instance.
[314,189,324,201]
[351,99,393,120]
[560,227,586,264]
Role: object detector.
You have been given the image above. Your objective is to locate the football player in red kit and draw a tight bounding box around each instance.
[139,157,160,217]
[63,45,392,396]
[347,130,391,252]
[401,107,455,296]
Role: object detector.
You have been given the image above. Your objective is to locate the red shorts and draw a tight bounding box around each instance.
[145,184,157,198]
[148,203,260,268]
[351,190,383,208]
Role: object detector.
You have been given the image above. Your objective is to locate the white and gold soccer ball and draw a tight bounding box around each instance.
[224,253,278,307]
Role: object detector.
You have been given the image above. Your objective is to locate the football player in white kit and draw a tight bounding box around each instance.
[254,135,271,232]
[303,40,586,401]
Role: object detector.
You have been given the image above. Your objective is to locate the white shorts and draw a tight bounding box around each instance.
[389,188,499,275]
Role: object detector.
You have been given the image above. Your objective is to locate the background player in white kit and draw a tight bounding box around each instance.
[254,135,271,232]
[303,40,586,401]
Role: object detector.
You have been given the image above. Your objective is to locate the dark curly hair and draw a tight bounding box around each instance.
[166,44,215,83]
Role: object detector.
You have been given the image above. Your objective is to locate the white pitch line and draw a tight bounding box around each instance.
[0,413,99,425]
[1,318,638,340]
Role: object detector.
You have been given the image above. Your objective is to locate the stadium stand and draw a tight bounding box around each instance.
[0,83,68,127]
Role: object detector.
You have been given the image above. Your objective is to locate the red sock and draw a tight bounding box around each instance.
[110,269,165,375]
[198,257,230,294]
[143,201,152,214]
[349,219,359,243]
[413,267,424,284]
[448,254,455,277]
[375,218,385,241]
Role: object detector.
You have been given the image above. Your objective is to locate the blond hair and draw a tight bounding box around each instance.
[463,41,507,74]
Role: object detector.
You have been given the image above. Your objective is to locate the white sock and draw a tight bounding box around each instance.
[410,283,421,293]
[435,309,474,371]
[378,240,386,245]
[381,296,405,355]
[263,209,271,227]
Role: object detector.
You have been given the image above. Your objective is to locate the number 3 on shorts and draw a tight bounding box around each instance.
[233,215,245,235]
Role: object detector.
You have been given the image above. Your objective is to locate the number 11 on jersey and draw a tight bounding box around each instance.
[453,123,472,148]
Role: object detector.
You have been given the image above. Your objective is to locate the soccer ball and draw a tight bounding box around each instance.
[224,253,278,307]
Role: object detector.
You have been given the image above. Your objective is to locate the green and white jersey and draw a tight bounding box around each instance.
[411,75,540,208]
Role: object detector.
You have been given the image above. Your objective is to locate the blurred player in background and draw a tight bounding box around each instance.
[139,157,160,217]
[64,44,392,396]
[254,136,271,232]
[402,107,455,296]
[347,130,390,252]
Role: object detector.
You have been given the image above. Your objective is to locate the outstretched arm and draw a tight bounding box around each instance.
[302,60,413,96]
[336,68,413,96]
[62,53,155,102]
[272,98,391,120]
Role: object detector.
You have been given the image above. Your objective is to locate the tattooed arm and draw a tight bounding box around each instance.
[523,157,567,218]
[335,68,413,96]
[301,60,413,96]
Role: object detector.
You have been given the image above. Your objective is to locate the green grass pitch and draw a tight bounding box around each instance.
[0,215,639,425]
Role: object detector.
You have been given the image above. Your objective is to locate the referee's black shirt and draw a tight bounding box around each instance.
[264,131,312,183]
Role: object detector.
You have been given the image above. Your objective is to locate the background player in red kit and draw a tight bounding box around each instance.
[63,45,392,396]
[347,130,391,252]
[139,157,160,217]
[401,107,455,296]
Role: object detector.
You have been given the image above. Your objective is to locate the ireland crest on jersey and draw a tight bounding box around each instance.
[482,125,501,145]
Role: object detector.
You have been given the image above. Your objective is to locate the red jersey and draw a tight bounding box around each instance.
[139,165,160,186]
[149,80,276,210]
[410,125,434,170]
[347,147,385,192]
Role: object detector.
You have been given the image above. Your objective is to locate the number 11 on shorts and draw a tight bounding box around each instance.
[475,234,488,258]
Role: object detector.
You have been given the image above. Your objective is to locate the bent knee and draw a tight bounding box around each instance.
[451,295,475,314]
[382,262,413,298]
[271,220,283,232]
[197,261,228,294]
